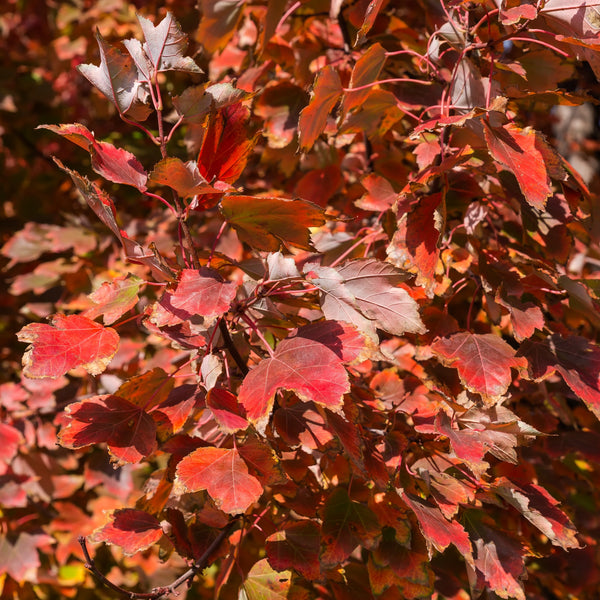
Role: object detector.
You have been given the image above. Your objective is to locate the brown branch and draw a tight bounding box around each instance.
[78,519,239,599]
[219,319,249,375]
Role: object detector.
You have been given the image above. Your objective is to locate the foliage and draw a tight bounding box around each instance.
[2,1,600,598]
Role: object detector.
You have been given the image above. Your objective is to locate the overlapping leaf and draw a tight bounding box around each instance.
[84,274,143,325]
[18,314,119,379]
[40,123,148,190]
[221,195,326,251]
[320,487,380,569]
[175,447,263,514]
[518,334,600,419]
[266,521,321,580]
[494,477,580,550]
[306,258,425,339]
[238,321,362,433]
[483,122,552,210]
[91,509,163,556]
[78,31,151,120]
[298,66,342,150]
[59,395,157,464]
[432,332,526,403]
[242,558,291,600]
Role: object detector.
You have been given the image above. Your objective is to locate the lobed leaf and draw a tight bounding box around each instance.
[175,447,263,514]
[18,314,119,379]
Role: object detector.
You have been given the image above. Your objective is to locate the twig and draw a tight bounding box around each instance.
[78,520,238,599]
[219,319,249,375]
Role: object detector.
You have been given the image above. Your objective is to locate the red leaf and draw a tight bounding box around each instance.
[90,140,148,190]
[483,122,552,210]
[494,477,580,550]
[196,0,244,53]
[320,487,380,569]
[237,433,288,486]
[59,395,157,465]
[306,258,425,338]
[343,43,387,114]
[197,103,255,184]
[432,332,525,403]
[401,492,472,558]
[221,195,326,251]
[266,521,321,580]
[519,334,600,420]
[466,522,526,600]
[116,368,174,410]
[206,388,248,433]
[175,447,263,514]
[356,173,398,212]
[91,509,162,555]
[298,66,342,150]
[169,268,238,318]
[0,533,51,582]
[254,81,308,148]
[238,322,358,432]
[387,194,442,295]
[0,423,22,469]
[148,157,226,198]
[77,31,151,120]
[355,0,385,45]
[18,314,119,379]
[40,123,148,190]
[84,274,142,325]
[496,296,545,342]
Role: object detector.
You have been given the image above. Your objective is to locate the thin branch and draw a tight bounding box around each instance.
[219,319,249,375]
[78,520,239,599]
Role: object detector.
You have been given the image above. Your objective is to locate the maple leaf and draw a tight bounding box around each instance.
[320,487,380,569]
[173,82,248,124]
[401,492,472,559]
[465,519,527,600]
[206,388,249,433]
[342,43,387,115]
[197,103,255,185]
[266,521,320,580]
[0,423,23,470]
[169,268,238,318]
[197,0,244,53]
[91,509,163,556]
[237,433,288,486]
[84,274,142,325]
[242,558,291,600]
[18,314,119,379]
[298,65,342,150]
[0,533,53,582]
[432,332,525,403]
[53,159,171,281]
[78,31,151,121]
[148,157,227,197]
[175,447,263,514]
[237,321,362,433]
[355,0,385,45]
[518,334,600,420]
[367,531,434,597]
[124,12,201,77]
[59,395,157,465]
[356,173,398,212]
[116,368,174,410]
[494,477,580,550]
[483,122,552,210]
[306,258,425,339]
[221,195,327,252]
[386,194,443,295]
[40,123,148,190]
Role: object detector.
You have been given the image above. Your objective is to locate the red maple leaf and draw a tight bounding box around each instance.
[175,447,263,514]
[59,395,157,465]
[91,509,163,556]
[18,314,119,379]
